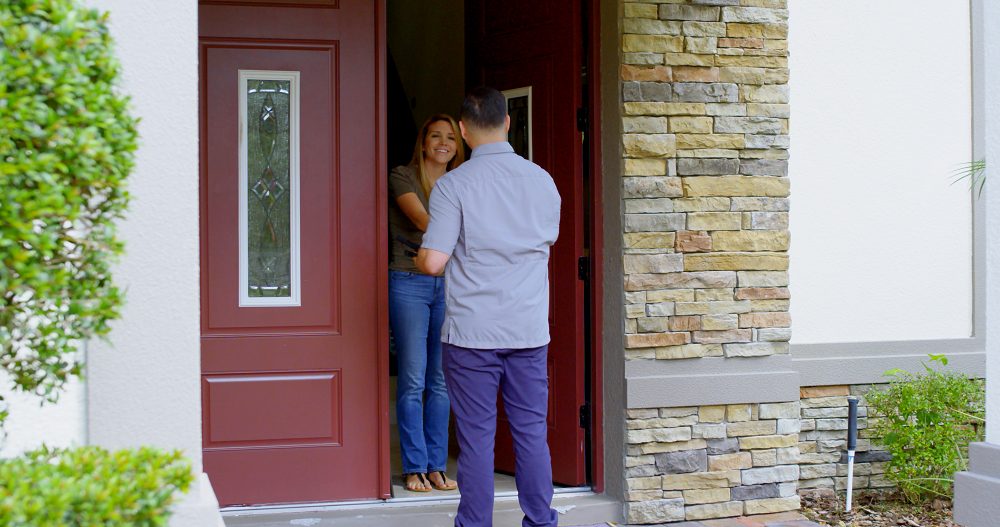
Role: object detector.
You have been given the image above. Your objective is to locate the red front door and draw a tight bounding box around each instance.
[199,1,384,506]
[467,0,589,487]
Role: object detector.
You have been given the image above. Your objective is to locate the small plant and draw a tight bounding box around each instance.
[865,355,985,504]
[950,159,986,198]
[0,446,193,526]
[0,0,138,425]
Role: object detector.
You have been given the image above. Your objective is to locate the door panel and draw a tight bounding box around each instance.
[467,0,588,487]
[199,1,382,506]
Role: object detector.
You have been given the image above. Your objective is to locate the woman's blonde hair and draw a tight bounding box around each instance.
[411,113,464,199]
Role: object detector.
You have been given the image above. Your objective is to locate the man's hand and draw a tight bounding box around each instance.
[415,248,450,276]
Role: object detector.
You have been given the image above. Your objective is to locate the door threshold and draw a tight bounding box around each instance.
[221,489,622,527]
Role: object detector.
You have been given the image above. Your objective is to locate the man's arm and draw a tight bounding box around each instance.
[418,178,461,274]
[415,248,450,275]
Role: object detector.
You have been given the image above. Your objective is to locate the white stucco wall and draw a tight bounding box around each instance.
[983,0,1000,444]
[788,0,974,345]
[0,374,84,458]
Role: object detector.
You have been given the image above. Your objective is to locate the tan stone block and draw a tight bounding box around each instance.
[699,405,726,423]
[624,35,685,53]
[673,197,731,212]
[700,314,737,331]
[655,343,722,359]
[625,232,677,249]
[719,66,769,85]
[624,489,665,502]
[692,328,751,344]
[676,133,745,150]
[675,301,751,315]
[661,470,741,490]
[687,212,742,231]
[744,496,801,515]
[624,3,658,19]
[711,231,790,251]
[739,312,791,328]
[751,449,777,467]
[663,52,716,67]
[685,501,744,520]
[765,38,789,50]
[694,288,735,301]
[626,304,645,319]
[708,452,752,471]
[800,386,851,398]
[683,488,731,505]
[682,21,728,37]
[672,66,720,82]
[676,231,713,252]
[750,299,789,312]
[735,287,790,300]
[625,102,707,116]
[626,253,684,274]
[685,36,718,54]
[743,84,789,104]
[726,22,788,39]
[625,158,667,176]
[676,148,740,158]
[627,476,663,490]
[648,289,696,302]
[625,332,690,349]
[682,176,790,197]
[641,439,708,454]
[626,271,737,291]
[624,134,677,157]
[747,103,790,117]
[684,253,788,271]
[670,116,714,134]
[719,37,764,48]
[670,315,702,331]
[727,420,776,437]
[623,116,671,133]
[736,271,788,287]
[716,55,788,68]
[621,64,672,82]
[623,52,665,65]
[739,434,798,449]
[741,0,788,8]
[726,404,751,422]
[625,349,655,360]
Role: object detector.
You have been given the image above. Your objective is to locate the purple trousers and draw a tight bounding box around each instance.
[442,343,558,527]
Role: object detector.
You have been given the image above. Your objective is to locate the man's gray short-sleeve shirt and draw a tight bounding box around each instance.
[422,141,561,349]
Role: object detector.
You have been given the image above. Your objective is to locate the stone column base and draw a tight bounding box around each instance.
[955,442,1000,527]
[169,472,225,527]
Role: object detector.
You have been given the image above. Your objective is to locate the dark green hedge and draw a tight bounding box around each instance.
[0,446,193,526]
[0,0,137,416]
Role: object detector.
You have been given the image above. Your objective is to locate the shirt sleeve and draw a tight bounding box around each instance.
[421,177,461,256]
[389,166,418,200]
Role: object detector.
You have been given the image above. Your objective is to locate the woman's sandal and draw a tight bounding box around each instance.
[403,473,431,493]
[428,470,457,491]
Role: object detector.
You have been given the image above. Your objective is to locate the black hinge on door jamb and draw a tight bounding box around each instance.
[577,256,590,281]
[576,107,588,132]
[579,403,591,429]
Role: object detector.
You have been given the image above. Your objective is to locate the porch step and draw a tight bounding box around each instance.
[617,512,822,527]
[222,492,622,527]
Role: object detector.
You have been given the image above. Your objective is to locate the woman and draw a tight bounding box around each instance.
[389,114,464,493]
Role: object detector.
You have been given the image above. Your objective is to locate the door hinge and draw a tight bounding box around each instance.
[577,256,590,281]
[576,107,588,132]
[579,403,591,429]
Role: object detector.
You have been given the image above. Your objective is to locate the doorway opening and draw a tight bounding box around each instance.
[384,0,599,501]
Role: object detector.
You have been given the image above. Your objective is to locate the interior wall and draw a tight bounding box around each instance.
[387,0,466,168]
[788,0,974,345]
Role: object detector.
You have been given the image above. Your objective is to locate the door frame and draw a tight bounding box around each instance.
[376,0,392,500]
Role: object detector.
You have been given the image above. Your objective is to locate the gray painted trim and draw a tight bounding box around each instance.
[599,0,626,502]
[789,0,987,387]
[955,442,1000,527]
[626,356,801,408]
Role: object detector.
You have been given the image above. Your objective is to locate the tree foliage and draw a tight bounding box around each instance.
[0,0,137,422]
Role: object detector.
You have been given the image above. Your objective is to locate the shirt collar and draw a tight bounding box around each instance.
[470,141,515,158]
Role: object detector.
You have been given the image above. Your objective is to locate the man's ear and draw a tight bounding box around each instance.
[459,121,469,142]
[504,114,511,134]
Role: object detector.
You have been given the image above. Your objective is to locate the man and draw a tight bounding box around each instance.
[416,86,561,527]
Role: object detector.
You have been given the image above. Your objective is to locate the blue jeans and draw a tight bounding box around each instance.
[389,270,449,474]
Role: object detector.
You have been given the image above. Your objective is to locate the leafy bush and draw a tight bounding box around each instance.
[865,355,985,504]
[0,446,193,526]
[0,0,137,419]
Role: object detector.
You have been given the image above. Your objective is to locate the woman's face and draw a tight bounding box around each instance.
[423,120,458,168]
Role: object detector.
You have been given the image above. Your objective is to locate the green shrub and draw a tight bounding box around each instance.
[0,0,137,419]
[865,355,985,504]
[0,446,193,526]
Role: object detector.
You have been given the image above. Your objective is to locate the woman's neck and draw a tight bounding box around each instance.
[424,160,447,182]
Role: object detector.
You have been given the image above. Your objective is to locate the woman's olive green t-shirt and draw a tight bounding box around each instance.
[388,164,429,273]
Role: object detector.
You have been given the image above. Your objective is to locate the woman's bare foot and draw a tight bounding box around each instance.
[404,473,431,492]
[427,470,457,491]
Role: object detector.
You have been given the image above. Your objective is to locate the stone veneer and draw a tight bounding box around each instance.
[625,402,802,523]
[798,385,893,494]
[620,0,791,360]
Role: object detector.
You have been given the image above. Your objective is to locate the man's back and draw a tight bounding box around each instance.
[422,141,561,349]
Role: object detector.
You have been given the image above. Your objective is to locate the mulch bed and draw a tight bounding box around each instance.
[800,489,957,527]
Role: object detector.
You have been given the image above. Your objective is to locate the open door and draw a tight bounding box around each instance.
[199,0,385,506]
[466,0,588,487]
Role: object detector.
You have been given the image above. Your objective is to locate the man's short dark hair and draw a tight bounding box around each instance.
[460,86,507,131]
